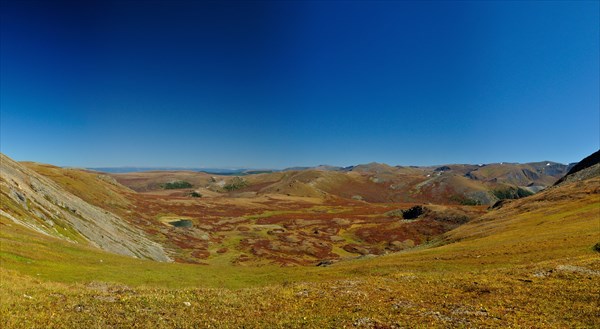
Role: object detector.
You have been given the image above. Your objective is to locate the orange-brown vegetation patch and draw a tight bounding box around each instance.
[23,166,488,266]
[125,191,486,265]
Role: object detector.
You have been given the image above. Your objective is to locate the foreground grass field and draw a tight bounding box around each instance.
[1,178,599,327]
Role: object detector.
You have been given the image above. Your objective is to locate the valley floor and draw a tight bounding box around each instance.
[1,178,599,328]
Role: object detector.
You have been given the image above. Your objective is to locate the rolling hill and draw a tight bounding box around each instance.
[0,153,578,266]
[0,151,598,327]
[107,159,570,205]
[0,154,169,261]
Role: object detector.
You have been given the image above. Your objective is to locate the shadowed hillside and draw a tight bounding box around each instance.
[554,149,600,185]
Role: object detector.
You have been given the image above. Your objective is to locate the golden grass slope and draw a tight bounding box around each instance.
[21,162,134,217]
[0,154,170,261]
[1,174,598,327]
[109,170,216,193]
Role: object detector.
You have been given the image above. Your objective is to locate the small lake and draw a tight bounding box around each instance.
[169,219,193,228]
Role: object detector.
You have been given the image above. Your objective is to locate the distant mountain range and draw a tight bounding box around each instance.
[87,167,273,175]
[89,160,576,176]
[97,160,578,205]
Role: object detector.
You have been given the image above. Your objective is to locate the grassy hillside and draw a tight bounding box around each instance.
[1,176,598,327]
[107,159,567,205]
[1,155,170,261]
[21,162,134,217]
[17,160,486,265]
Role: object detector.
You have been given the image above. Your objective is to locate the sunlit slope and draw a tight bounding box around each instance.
[109,170,216,192]
[2,169,596,279]
[462,161,569,186]
[109,162,566,205]
[23,158,487,265]
[417,176,599,268]
[0,154,170,261]
[1,170,598,327]
[21,162,135,217]
[3,158,596,277]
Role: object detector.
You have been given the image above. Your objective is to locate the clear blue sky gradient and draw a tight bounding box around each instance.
[1,1,598,168]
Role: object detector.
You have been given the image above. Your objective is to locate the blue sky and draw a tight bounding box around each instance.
[1,1,598,168]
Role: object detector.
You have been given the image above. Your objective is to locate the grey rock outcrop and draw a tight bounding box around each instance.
[0,153,171,262]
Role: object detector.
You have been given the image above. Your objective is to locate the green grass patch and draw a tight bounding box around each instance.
[163,181,192,189]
